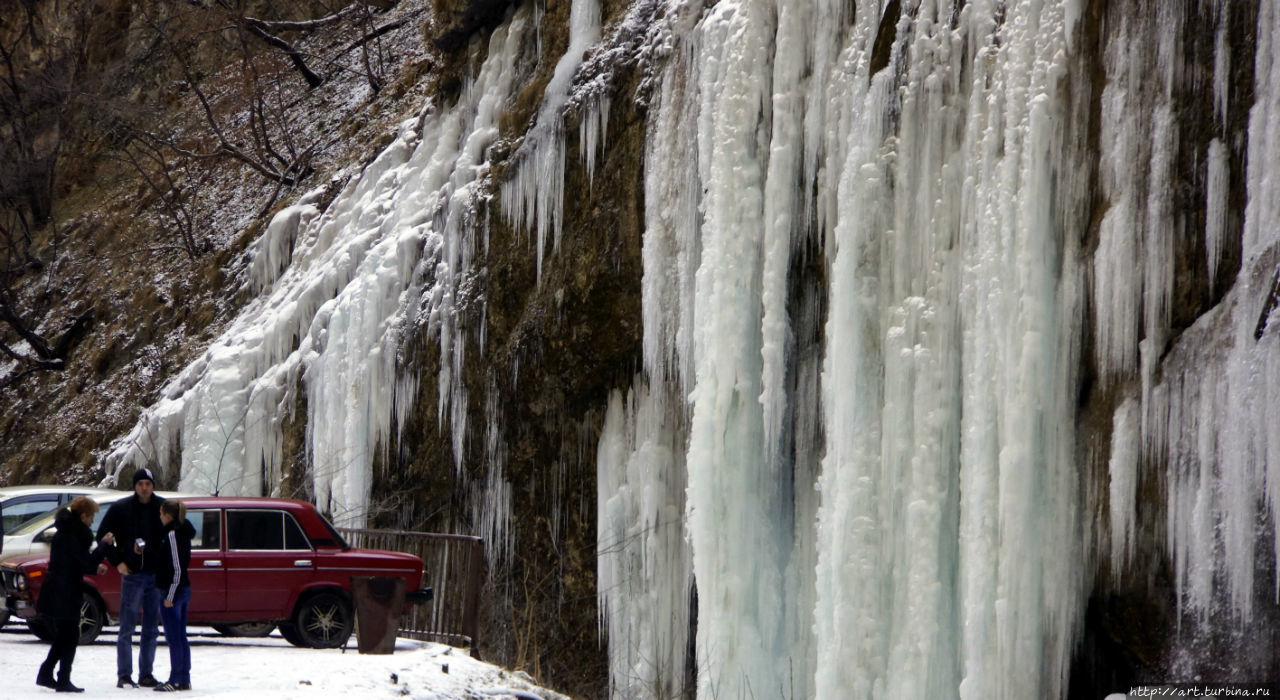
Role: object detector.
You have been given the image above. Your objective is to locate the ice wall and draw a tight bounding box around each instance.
[614,0,1280,695]
[102,11,537,529]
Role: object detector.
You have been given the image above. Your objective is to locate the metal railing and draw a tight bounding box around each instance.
[338,528,484,657]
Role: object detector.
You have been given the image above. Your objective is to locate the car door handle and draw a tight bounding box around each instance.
[203,560,222,567]
[293,560,312,567]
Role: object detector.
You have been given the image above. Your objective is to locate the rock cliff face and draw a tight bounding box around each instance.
[7,1,1280,699]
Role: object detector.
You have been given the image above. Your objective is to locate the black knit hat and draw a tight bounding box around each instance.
[133,467,156,487]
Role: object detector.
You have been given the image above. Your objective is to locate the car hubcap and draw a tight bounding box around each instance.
[79,600,95,634]
[306,603,341,640]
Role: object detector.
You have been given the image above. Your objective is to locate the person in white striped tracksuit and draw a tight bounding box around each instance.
[153,501,194,692]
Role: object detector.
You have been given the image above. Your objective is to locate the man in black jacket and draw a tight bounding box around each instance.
[97,468,166,689]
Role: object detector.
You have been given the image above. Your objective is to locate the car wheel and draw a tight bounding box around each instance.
[277,622,306,647]
[27,617,54,641]
[212,621,276,637]
[292,592,353,649]
[0,608,9,628]
[77,592,105,644]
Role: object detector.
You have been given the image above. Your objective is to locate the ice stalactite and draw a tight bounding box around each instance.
[104,12,535,529]
[246,202,320,293]
[579,94,611,185]
[681,1,804,697]
[1206,138,1231,287]
[759,0,806,482]
[640,23,700,393]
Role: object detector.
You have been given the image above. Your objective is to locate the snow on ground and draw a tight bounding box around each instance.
[0,624,565,699]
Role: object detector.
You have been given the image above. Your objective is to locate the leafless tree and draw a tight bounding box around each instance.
[0,1,97,385]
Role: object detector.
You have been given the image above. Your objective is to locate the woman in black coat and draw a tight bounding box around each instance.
[36,496,115,693]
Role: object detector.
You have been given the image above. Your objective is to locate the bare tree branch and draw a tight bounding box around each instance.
[241,5,362,33]
[239,18,324,88]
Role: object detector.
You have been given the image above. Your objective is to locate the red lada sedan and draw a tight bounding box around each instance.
[1,497,431,648]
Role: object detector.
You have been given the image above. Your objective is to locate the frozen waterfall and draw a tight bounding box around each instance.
[94,0,1280,697]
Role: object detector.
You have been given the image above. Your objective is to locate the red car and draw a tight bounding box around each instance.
[1,497,430,648]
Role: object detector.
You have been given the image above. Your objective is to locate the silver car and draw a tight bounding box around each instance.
[0,486,117,539]
[0,487,185,628]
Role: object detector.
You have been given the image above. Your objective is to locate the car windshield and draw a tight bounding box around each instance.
[10,507,60,536]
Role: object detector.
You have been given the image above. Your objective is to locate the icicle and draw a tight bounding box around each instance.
[579,93,611,184]
[759,0,808,480]
[641,36,700,391]
[680,1,803,697]
[1214,3,1231,127]
[500,0,602,282]
[475,378,512,570]
[1205,138,1229,286]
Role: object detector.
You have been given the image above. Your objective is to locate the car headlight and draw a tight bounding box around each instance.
[14,575,26,592]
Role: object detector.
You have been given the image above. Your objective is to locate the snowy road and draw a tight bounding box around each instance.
[0,623,563,699]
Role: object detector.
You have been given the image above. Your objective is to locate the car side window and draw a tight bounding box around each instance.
[189,510,221,550]
[284,514,311,551]
[228,510,283,550]
[226,510,312,551]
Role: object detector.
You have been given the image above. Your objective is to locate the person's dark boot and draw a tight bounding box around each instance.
[118,675,138,688]
[54,680,84,693]
[138,675,159,688]
[36,661,57,689]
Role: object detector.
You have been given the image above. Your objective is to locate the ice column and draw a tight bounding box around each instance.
[679,1,800,697]
[814,2,1087,699]
[1108,398,1141,573]
[596,382,692,699]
